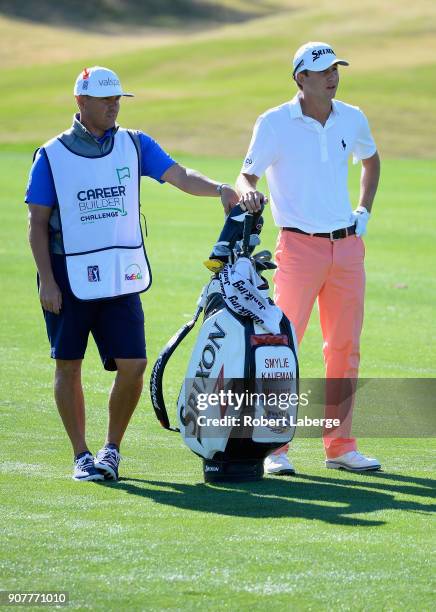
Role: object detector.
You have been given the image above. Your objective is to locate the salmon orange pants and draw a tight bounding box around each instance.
[272,229,366,459]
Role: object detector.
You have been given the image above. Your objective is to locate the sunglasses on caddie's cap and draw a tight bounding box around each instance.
[74,66,134,97]
[292,42,349,77]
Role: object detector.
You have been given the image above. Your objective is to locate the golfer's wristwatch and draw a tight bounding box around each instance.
[217,183,231,196]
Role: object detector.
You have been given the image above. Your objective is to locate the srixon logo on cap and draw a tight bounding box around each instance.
[312,47,335,62]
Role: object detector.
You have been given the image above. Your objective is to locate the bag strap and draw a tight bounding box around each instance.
[149,300,204,432]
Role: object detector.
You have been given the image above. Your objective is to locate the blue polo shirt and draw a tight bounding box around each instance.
[26,127,176,206]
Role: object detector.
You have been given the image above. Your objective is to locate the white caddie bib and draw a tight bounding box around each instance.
[44,129,151,300]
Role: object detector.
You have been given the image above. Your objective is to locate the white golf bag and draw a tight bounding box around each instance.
[150,207,299,482]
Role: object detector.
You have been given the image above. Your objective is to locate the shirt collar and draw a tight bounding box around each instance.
[288,95,304,119]
[288,95,340,120]
[72,113,118,143]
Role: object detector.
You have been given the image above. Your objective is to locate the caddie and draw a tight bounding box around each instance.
[25,66,239,482]
[236,42,381,474]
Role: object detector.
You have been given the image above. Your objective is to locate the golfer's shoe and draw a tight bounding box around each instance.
[264,453,296,475]
[94,446,121,481]
[73,452,104,482]
[325,450,381,472]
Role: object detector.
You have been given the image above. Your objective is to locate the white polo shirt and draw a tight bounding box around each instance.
[241,95,377,233]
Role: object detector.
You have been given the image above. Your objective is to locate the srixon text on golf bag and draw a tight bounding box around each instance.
[150,204,299,482]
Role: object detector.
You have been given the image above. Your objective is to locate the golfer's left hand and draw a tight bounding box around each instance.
[239,190,268,213]
[351,206,371,237]
[220,184,240,215]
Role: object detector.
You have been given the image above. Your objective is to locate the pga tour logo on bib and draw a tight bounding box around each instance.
[87,265,100,282]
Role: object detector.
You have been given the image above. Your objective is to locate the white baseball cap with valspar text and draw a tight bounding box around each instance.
[74,66,134,97]
[292,42,349,76]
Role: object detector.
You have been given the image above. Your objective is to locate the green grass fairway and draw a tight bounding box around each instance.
[1,0,436,157]
[1,153,435,609]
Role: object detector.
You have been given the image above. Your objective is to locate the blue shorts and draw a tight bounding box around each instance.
[41,256,146,371]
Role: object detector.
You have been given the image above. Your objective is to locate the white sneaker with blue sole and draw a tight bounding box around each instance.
[73,452,104,481]
[94,446,121,481]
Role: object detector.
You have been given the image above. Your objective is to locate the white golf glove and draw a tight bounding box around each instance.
[351,206,371,237]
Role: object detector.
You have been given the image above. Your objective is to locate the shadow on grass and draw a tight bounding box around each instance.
[98,470,436,526]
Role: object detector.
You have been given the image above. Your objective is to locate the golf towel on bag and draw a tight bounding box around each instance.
[218,257,283,333]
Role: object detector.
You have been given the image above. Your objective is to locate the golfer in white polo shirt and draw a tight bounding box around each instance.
[236,42,381,474]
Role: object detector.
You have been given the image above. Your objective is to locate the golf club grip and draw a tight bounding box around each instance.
[242,213,253,257]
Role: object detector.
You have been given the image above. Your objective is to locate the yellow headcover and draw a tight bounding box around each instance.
[203,259,225,273]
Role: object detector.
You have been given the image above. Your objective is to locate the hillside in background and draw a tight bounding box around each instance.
[1,0,435,158]
[0,0,276,29]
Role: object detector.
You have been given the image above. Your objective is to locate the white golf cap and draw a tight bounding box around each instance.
[74,66,134,97]
[292,41,349,76]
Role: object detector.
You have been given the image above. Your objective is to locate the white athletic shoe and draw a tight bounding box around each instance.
[72,452,104,482]
[325,450,381,472]
[264,453,295,475]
